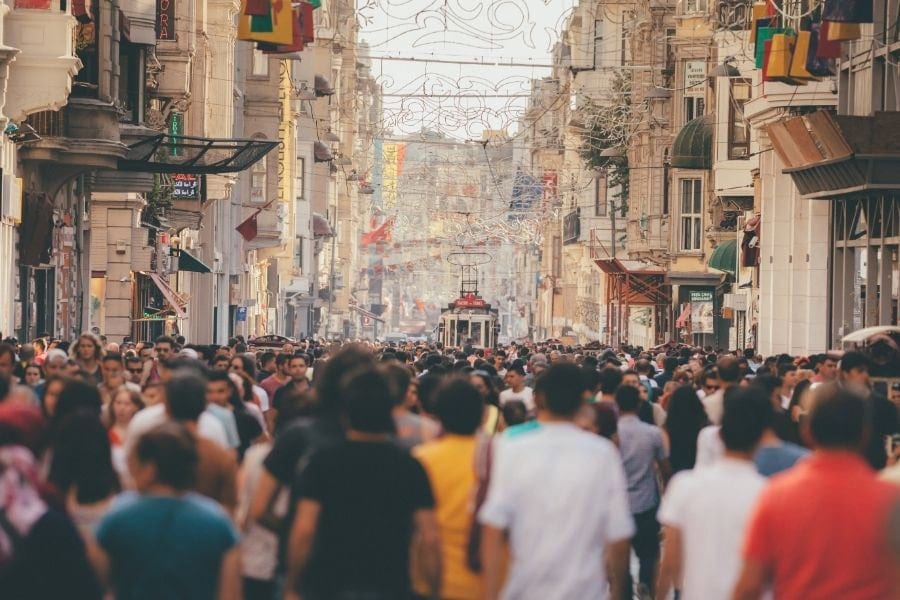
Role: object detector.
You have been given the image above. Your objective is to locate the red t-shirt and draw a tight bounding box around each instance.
[743,451,899,599]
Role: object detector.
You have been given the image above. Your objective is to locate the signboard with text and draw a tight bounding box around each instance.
[172,173,199,199]
[684,61,706,96]
[689,289,714,334]
[158,0,175,41]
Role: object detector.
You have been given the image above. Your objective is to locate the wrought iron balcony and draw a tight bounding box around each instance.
[716,0,752,31]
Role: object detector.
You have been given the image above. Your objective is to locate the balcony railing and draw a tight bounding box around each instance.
[25,110,66,137]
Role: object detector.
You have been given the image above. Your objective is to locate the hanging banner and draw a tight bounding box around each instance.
[238,0,293,45]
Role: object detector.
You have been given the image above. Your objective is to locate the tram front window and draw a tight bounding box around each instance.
[471,321,483,347]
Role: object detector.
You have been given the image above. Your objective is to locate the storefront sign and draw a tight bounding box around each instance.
[684,61,706,96]
[689,289,714,334]
[158,0,175,41]
[455,294,486,309]
[172,173,199,199]
[235,306,247,322]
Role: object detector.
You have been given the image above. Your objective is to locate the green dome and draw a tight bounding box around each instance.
[672,114,714,170]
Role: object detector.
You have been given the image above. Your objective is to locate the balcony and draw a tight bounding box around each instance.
[4,4,81,122]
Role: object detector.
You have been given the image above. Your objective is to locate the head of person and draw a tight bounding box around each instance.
[381,361,415,409]
[716,355,741,388]
[807,384,870,452]
[778,363,799,389]
[124,355,143,382]
[205,369,233,408]
[417,371,444,417]
[48,410,120,504]
[32,338,46,355]
[101,352,125,385]
[54,379,102,425]
[597,367,623,396]
[469,370,499,407]
[166,372,208,423]
[154,335,176,361]
[534,362,590,418]
[614,384,641,414]
[129,422,197,493]
[142,381,165,407]
[259,351,276,373]
[111,385,145,428]
[229,353,257,382]
[38,375,67,419]
[501,399,528,427]
[274,353,291,377]
[287,353,309,384]
[434,378,484,435]
[72,333,103,363]
[340,366,395,435]
[698,368,721,395]
[229,371,254,405]
[24,364,42,387]
[817,353,839,381]
[719,386,770,453]
[839,351,870,387]
[0,344,16,379]
[664,386,709,433]
[211,355,229,371]
[42,349,68,378]
[504,363,526,390]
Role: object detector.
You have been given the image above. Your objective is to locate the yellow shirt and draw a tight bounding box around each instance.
[413,435,484,600]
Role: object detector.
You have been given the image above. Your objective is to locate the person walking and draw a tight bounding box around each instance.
[663,386,709,473]
[479,363,634,600]
[733,385,900,599]
[413,378,485,599]
[655,386,769,600]
[284,365,441,600]
[615,385,671,599]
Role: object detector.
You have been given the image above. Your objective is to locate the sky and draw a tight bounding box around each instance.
[358,0,576,141]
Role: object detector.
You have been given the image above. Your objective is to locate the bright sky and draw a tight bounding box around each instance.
[358,0,576,140]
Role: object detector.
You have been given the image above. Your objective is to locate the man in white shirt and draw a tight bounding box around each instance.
[480,363,634,600]
[655,386,770,600]
[499,364,534,413]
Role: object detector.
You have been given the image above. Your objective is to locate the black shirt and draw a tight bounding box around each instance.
[293,441,435,598]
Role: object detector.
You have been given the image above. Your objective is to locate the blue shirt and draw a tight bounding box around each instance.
[617,414,668,514]
[96,493,239,600]
[754,441,809,477]
[206,403,241,448]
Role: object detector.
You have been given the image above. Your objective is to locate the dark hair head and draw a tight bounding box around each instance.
[133,422,197,490]
[275,353,291,367]
[664,386,709,434]
[614,384,641,413]
[417,371,444,416]
[340,366,395,434]
[716,356,741,384]
[777,363,798,378]
[165,373,208,422]
[381,362,413,407]
[0,343,15,362]
[259,351,276,365]
[592,402,618,439]
[102,352,123,365]
[535,363,589,417]
[663,356,679,372]
[501,400,528,427]
[48,411,120,504]
[435,378,484,435]
[598,367,623,394]
[231,354,257,381]
[506,363,526,377]
[315,345,375,418]
[55,380,102,424]
[154,335,176,348]
[720,386,770,452]
[839,351,870,374]
[808,384,869,450]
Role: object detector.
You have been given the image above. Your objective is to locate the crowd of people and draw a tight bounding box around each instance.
[0,331,898,600]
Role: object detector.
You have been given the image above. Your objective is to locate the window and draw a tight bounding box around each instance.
[251,49,269,76]
[593,19,604,68]
[552,235,562,277]
[728,79,752,159]
[251,154,267,204]
[294,236,304,271]
[684,0,707,14]
[118,41,145,124]
[684,96,705,124]
[594,177,607,217]
[679,179,703,252]
[295,157,305,200]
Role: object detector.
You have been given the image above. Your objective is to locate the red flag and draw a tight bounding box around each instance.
[244,0,270,16]
[300,1,315,43]
[361,218,394,245]
[236,211,260,241]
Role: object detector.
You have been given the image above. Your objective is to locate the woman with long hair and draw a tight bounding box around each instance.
[108,386,145,479]
[223,372,264,459]
[230,353,270,412]
[663,386,710,473]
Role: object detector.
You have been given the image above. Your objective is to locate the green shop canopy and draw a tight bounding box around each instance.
[177,250,212,273]
[708,239,737,277]
[672,114,714,170]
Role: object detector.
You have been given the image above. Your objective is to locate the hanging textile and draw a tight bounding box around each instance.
[807,23,837,76]
[300,2,315,43]
[236,211,261,242]
[750,3,769,43]
[822,0,874,23]
[766,33,796,80]
[788,31,816,81]
[741,215,760,267]
[814,21,843,59]
[238,0,293,44]
[260,7,304,54]
[243,0,270,16]
[825,21,861,42]
[756,27,789,68]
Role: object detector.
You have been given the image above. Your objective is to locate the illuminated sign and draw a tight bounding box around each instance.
[157,0,175,41]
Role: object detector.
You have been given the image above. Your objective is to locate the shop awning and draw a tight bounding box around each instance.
[119,134,279,174]
[312,212,334,237]
[708,239,737,277]
[315,75,334,96]
[768,110,900,199]
[313,141,333,162]
[177,250,212,273]
[672,114,714,170]
[147,273,187,319]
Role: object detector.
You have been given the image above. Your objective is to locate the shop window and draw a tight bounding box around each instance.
[728,79,752,159]
[679,178,703,252]
[118,41,145,124]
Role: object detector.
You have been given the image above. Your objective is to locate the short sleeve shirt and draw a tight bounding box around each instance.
[617,414,668,513]
[96,494,238,600]
[294,441,434,597]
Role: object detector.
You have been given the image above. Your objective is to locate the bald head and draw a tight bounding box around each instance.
[717,355,741,385]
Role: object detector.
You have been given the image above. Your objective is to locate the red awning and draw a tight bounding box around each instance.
[148,273,188,319]
[675,303,692,329]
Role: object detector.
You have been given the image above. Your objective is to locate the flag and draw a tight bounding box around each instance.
[361,218,394,246]
[236,211,260,242]
[239,0,292,44]
[244,0,270,16]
